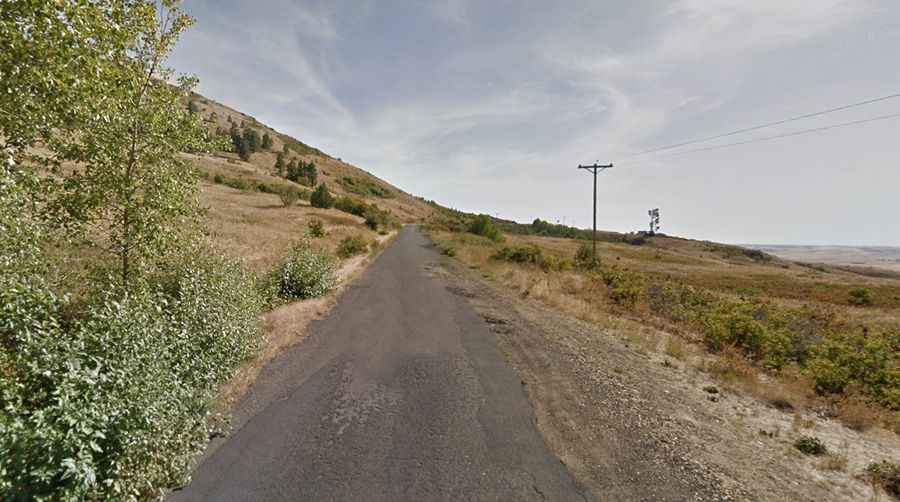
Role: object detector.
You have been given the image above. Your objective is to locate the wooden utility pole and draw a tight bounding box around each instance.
[577,162,613,263]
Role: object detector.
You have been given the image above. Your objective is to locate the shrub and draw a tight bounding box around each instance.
[277,241,337,299]
[277,187,301,207]
[0,246,262,499]
[702,310,767,357]
[222,177,251,191]
[213,173,224,184]
[806,328,899,408]
[338,176,392,198]
[574,242,596,268]
[493,245,543,265]
[848,287,873,306]
[310,183,334,209]
[308,219,326,238]
[335,196,367,216]
[337,235,369,259]
[793,435,827,455]
[363,206,391,231]
[468,214,503,242]
[865,460,900,498]
[600,266,644,308]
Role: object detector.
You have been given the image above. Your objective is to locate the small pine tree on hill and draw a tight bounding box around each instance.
[275,152,285,176]
[242,128,260,153]
[230,125,250,161]
[261,132,273,150]
[310,183,334,209]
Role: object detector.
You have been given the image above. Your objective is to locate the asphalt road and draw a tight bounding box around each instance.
[172,226,589,501]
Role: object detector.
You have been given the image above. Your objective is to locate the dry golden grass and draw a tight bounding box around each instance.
[429,228,900,434]
[200,181,377,274]
[817,452,849,472]
[837,397,882,432]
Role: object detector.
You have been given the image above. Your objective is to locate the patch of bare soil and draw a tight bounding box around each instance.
[438,258,899,502]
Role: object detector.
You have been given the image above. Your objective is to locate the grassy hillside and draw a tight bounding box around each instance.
[185,93,435,236]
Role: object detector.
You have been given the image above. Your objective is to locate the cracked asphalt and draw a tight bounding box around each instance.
[171,226,590,501]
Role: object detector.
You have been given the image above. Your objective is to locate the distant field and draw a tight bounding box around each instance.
[746,244,900,273]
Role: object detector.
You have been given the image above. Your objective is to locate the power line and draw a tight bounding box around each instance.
[656,111,900,158]
[627,92,900,158]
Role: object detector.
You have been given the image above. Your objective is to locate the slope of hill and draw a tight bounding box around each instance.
[187,93,435,229]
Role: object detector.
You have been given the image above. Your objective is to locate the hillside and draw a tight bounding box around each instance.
[180,92,437,272]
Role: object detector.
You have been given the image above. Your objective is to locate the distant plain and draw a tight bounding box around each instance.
[747,245,900,274]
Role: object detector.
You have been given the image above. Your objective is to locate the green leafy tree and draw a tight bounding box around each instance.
[0,1,133,166]
[261,132,273,150]
[33,1,218,288]
[310,183,334,209]
[468,214,503,242]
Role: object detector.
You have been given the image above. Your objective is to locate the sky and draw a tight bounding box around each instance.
[170,0,900,246]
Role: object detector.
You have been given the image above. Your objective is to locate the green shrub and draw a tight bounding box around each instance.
[310,183,334,209]
[213,173,224,184]
[848,287,873,306]
[0,245,262,499]
[337,235,369,259]
[574,242,596,268]
[335,195,367,216]
[308,219,326,238]
[806,328,899,408]
[363,206,392,231]
[332,196,392,231]
[277,187,301,207]
[338,176,392,198]
[493,245,543,265]
[277,241,337,299]
[600,266,644,308]
[793,435,827,455]
[701,310,767,356]
[223,177,251,191]
[468,214,503,242]
[865,460,900,498]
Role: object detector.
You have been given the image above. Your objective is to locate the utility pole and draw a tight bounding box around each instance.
[577,162,613,263]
